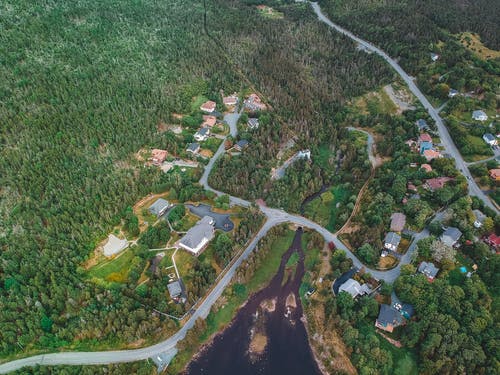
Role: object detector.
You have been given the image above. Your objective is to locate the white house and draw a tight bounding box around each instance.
[483,133,497,146]
[178,216,215,255]
[473,110,488,122]
[194,127,210,142]
[297,149,311,160]
[448,89,459,98]
[431,53,440,62]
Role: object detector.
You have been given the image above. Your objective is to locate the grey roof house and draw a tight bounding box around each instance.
[375,304,404,333]
[472,110,488,121]
[234,139,249,151]
[416,119,429,131]
[148,198,170,217]
[167,279,186,303]
[441,227,462,247]
[384,232,401,251]
[179,216,215,255]
[418,261,439,281]
[247,118,259,129]
[186,142,200,154]
[338,278,372,299]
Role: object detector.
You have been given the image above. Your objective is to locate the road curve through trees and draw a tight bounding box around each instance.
[309,2,498,214]
[0,4,483,373]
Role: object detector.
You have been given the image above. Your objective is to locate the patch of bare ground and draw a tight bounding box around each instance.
[199,149,213,158]
[285,293,297,309]
[172,113,184,120]
[248,332,268,356]
[134,148,148,162]
[260,298,276,313]
[303,244,357,375]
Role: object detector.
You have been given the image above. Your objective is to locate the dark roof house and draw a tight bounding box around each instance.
[418,261,439,281]
[375,304,404,333]
[148,198,170,217]
[384,232,401,251]
[234,139,249,151]
[441,227,462,247]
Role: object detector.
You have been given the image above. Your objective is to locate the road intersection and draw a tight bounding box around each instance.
[0,3,494,373]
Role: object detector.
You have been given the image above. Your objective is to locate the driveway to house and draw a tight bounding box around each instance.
[185,203,234,231]
[309,2,498,214]
[0,5,482,372]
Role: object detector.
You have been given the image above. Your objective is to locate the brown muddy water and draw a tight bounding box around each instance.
[185,228,321,375]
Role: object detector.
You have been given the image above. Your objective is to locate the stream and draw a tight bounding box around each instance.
[185,229,321,375]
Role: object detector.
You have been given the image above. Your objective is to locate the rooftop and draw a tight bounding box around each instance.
[103,234,128,257]
[418,261,439,279]
[148,198,170,216]
[390,213,406,232]
[384,232,401,246]
[419,133,432,143]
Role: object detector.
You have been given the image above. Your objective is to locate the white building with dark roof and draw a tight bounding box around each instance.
[338,278,372,299]
[148,198,171,217]
[473,110,488,122]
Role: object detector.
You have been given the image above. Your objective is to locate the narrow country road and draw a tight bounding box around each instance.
[0,3,482,373]
[309,2,498,214]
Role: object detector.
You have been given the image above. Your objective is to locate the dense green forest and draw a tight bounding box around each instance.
[0,0,391,359]
[208,1,391,209]
[318,0,500,73]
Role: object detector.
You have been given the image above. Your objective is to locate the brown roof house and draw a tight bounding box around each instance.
[390,213,406,232]
[421,164,433,173]
[200,100,216,113]
[151,149,168,166]
[424,177,453,191]
[202,115,217,127]
[244,93,266,111]
[223,94,238,106]
[489,169,500,181]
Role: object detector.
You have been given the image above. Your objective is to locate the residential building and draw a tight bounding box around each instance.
[297,149,311,159]
[223,94,238,106]
[244,93,266,111]
[103,234,128,257]
[384,232,401,251]
[423,149,441,162]
[194,127,210,142]
[202,115,217,127]
[151,149,168,166]
[167,279,186,303]
[200,100,216,113]
[234,139,249,151]
[472,110,488,122]
[419,133,433,154]
[448,89,459,98]
[247,117,259,129]
[483,133,497,146]
[424,177,453,191]
[430,53,440,62]
[148,198,171,217]
[489,169,500,181]
[178,216,215,255]
[390,213,406,232]
[418,261,439,281]
[484,233,500,251]
[416,119,429,131]
[421,163,433,173]
[186,142,200,155]
[441,227,462,247]
[473,210,486,228]
[338,278,372,299]
[375,304,404,333]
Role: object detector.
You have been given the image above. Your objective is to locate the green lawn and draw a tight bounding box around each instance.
[358,320,418,375]
[88,249,137,284]
[304,185,350,231]
[191,95,209,112]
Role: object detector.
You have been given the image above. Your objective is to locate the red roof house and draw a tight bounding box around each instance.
[419,133,433,143]
[424,177,453,191]
[485,233,500,251]
[202,115,217,127]
[200,100,216,113]
[151,149,168,165]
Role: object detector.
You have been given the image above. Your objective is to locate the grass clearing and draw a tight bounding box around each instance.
[458,32,500,60]
[304,185,350,231]
[88,249,136,284]
[191,95,209,112]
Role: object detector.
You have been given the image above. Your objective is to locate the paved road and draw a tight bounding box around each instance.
[0,5,480,372]
[310,2,498,214]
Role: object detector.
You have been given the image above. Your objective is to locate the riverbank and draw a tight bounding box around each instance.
[185,228,322,375]
[166,226,295,374]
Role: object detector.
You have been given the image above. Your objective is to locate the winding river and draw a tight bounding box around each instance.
[185,229,321,375]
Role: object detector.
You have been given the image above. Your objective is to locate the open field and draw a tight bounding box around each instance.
[458,32,500,60]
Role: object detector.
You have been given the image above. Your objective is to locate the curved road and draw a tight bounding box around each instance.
[0,3,485,373]
[310,2,498,214]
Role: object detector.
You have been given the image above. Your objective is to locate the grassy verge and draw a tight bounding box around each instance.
[167,229,295,374]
